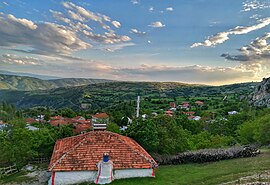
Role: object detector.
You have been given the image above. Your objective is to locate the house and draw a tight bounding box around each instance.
[195,101,204,106]
[152,112,158,117]
[26,124,40,131]
[26,118,38,124]
[74,123,92,134]
[183,111,195,116]
[228,111,239,115]
[50,119,72,127]
[169,102,176,108]
[141,114,147,120]
[188,116,201,121]
[50,115,64,120]
[92,113,109,130]
[0,121,8,131]
[179,102,190,110]
[48,131,158,185]
[170,107,177,111]
[73,116,86,121]
[164,110,173,117]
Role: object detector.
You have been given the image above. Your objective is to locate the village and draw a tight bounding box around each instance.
[0,94,252,185]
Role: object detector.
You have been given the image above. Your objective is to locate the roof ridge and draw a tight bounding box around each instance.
[111,132,156,167]
[49,131,96,171]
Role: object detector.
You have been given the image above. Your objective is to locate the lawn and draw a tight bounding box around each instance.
[90,149,270,185]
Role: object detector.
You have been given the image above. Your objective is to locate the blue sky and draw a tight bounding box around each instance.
[0,0,270,85]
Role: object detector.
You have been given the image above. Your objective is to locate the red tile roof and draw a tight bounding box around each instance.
[165,110,173,114]
[74,123,92,134]
[48,131,157,172]
[169,102,176,108]
[50,116,64,120]
[183,111,195,115]
[25,118,37,124]
[195,101,204,105]
[74,116,85,120]
[92,113,109,119]
[50,119,72,126]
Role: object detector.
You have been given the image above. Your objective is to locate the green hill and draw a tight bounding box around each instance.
[0,81,258,109]
[0,74,113,91]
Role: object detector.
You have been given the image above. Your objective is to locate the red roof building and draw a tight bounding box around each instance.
[169,102,176,108]
[195,101,204,106]
[48,131,157,184]
[183,111,196,116]
[25,118,38,124]
[92,113,109,130]
[73,123,92,134]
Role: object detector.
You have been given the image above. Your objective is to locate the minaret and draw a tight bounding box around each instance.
[136,96,140,118]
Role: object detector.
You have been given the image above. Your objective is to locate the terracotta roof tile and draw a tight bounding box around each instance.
[49,131,157,172]
[92,113,109,119]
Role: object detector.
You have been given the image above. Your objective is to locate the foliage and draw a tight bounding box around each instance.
[237,111,270,145]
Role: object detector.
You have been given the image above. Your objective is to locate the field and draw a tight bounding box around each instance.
[91,149,270,185]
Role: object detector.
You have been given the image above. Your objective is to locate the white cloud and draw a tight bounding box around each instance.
[67,10,85,22]
[63,2,102,22]
[111,21,121,28]
[130,28,146,36]
[221,33,270,78]
[2,54,41,65]
[50,10,71,24]
[166,7,174,11]
[82,30,131,44]
[242,0,270,12]
[149,6,154,12]
[7,14,37,30]
[149,21,165,28]
[0,13,90,56]
[102,43,136,52]
[191,17,270,48]
[3,2,9,6]
[115,64,257,85]
[131,0,140,5]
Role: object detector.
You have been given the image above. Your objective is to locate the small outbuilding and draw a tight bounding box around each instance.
[48,131,157,185]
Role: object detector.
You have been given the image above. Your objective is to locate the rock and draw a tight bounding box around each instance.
[250,77,270,108]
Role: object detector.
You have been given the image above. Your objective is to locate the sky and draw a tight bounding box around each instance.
[0,0,270,85]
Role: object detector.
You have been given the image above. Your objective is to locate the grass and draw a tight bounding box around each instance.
[0,171,34,184]
[89,149,270,185]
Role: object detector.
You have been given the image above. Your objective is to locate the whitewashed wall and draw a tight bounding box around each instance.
[114,169,153,179]
[48,169,154,185]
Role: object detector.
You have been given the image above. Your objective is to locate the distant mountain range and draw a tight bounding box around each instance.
[0,70,61,80]
[0,73,114,91]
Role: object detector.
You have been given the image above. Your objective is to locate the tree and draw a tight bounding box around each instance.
[126,119,159,153]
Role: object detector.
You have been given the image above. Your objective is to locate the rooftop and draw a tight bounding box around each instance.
[48,131,157,172]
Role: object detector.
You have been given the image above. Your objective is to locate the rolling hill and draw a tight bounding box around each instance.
[0,74,114,91]
[0,80,258,109]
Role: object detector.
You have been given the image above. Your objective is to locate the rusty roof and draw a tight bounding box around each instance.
[48,131,157,172]
[92,113,109,119]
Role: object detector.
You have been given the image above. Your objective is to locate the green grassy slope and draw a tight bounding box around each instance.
[97,150,270,185]
[0,81,258,109]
